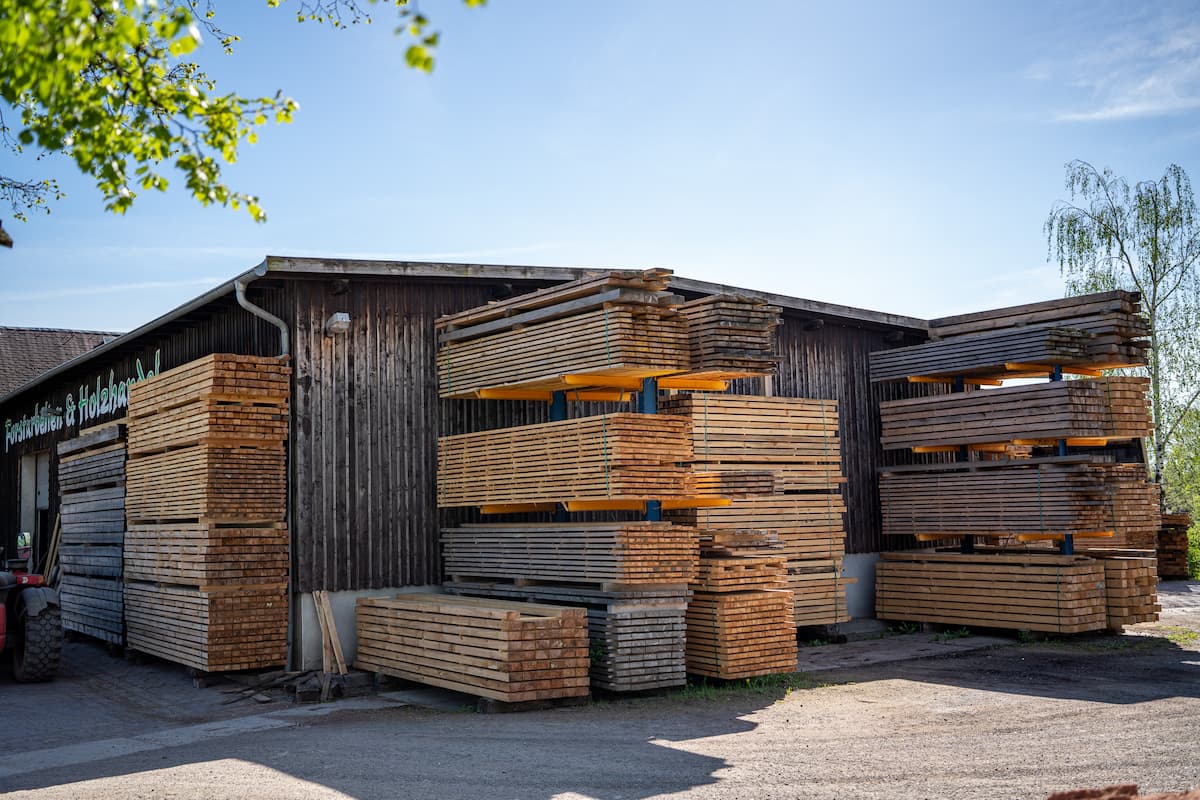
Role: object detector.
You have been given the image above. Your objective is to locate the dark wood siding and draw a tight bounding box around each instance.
[0,287,288,560]
[3,272,929,588]
[288,278,559,593]
[769,313,930,555]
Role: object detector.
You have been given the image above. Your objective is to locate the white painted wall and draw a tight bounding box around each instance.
[294,585,444,671]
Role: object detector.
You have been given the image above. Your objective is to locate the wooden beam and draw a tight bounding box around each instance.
[476,389,631,402]
[479,503,558,515]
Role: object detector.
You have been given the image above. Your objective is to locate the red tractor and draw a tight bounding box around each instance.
[1,542,62,682]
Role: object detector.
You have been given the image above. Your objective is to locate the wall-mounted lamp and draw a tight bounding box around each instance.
[324,312,351,336]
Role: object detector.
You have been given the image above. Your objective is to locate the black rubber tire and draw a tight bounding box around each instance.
[12,598,62,682]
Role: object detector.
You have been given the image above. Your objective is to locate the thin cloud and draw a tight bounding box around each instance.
[1043,17,1200,122]
[0,277,226,303]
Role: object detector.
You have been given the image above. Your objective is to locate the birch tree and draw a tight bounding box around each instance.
[1045,160,1200,493]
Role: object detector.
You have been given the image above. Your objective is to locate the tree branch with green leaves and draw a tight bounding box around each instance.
[0,0,484,227]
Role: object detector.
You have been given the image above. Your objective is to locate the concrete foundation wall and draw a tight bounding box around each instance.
[294,585,443,671]
[843,552,881,620]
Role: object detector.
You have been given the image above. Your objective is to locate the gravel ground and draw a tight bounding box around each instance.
[2,586,1197,800]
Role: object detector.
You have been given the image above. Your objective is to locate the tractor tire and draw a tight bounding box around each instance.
[12,597,62,682]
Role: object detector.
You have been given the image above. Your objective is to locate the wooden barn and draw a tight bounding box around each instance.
[0,256,927,670]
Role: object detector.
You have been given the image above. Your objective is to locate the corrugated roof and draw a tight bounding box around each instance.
[0,326,120,396]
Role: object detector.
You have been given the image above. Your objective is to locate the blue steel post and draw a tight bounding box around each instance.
[640,377,663,521]
[550,391,568,522]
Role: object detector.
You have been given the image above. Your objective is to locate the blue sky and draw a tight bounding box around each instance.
[2,0,1198,331]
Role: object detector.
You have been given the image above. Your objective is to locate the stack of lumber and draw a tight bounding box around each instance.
[1157,513,1192,579]
[439,307,690,398]
[875,551,1108,633]
[123,583,288,671]
[690,470,776,497]
[879,458,1160,545]
[445,581,690,692]
[672,497,846,560]
[685,590,797,679]
[441,522,698,586]
[56,424,127,645]
[437,270,688,398]
[869,328,1095,382]
[124,354,290,673]
[872,290,1149,382]
[676,294,782,378]
[662,394,843,492]
[356,593,591,703]
[436,414,692,506]
[1080,552,1160,629]
[663,393,850,626]
[691,555,787,592]
[927,290,1149,363]
[879,377,1152,450]
[685,537,797,679]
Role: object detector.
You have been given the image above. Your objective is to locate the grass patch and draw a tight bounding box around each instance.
[671,672,828,701]
[885,621,920,636]
[932,627,972,643]
[1157,626,1200,647]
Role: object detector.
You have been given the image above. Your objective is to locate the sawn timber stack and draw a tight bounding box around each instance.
[436,413,693,506]
[879,458,1160,546]
[663,393,850,626]
[875,551,1107,634]
[879,377,1152,450]
[123,354,290,673]
[56,423,128,645]
[355,593,591,703]
[444,581,690,692]
[442,522,697,586]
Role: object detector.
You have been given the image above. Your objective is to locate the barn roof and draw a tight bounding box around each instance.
[0,256,928,405]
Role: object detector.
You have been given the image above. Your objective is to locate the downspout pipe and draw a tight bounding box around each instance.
[235,262,290,357]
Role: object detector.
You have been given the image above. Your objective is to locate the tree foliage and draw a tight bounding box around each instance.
[1045,160,1200,492]
[0,0,483,224]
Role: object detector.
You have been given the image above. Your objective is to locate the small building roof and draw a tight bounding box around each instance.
[0,326,119,397]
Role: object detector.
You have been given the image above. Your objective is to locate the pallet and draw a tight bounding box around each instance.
[442,522,698,585]
[879,459,1160,546]
[445,581,691,692]
[875,551,1108,634]
[685,590,798,679]
[436,413,693,507]
[355,593,591,703]
[879,377,1152,449]
[124,581,289,672]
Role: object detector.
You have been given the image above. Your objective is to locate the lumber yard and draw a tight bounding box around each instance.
[0,257,1171,706]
